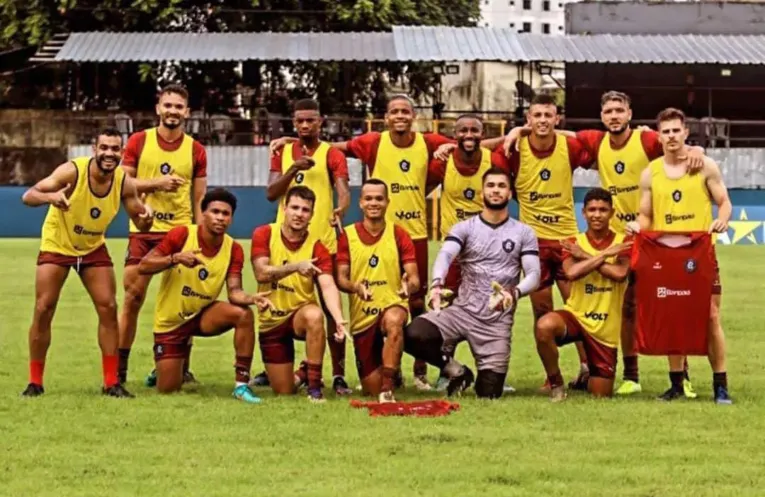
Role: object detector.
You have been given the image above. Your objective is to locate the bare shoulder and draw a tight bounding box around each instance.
[639,166,653,187]
[702,156,722,177]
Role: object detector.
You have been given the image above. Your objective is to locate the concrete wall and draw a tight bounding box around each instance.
[566,1,765,35]
[3,186,763,245]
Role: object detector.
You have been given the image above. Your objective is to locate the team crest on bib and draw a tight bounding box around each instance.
[614,161,625,175]
[539,169,551,181]
[369,255,379,268]
[463,188,475,200]
[672,190,682,202]
[399,160,411,173]
[90,207,101,219]
[684,258,697,273]
[502,239,516,253]
[160,163,172,175]
[295,172,305,184]
[198,268,209,281]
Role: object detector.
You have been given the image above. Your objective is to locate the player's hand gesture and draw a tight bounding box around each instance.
[330,207,344,232]
[49,184,71,211]
[292,156,315,172]
[296,258,321,277]
[397,273,410,298]
[503,125,531,157]
[157,174,185,192]
[602,241,634,258]
[138,193,154,220]
[561,240,588,260]
[489,281,515,312]
[174,249,203,268]
[269,136,297,157]
[333,319,351,343]
[434,143,457,161]
[354,281,372,301]
[709,218,729,234]
[250,291,276,312]
[625,221,641,236]
[428,285,443,313]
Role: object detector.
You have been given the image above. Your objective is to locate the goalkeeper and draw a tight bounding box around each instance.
[403,168,541,399]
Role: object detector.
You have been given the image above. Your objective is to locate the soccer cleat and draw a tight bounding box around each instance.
[21,383,44,397]
[683,379,698,399]
[307,387,326,403]
[714,385,733,405]
[435,376,450,392]
[539,378,552,393]
[413,375,432,391]
[233,384,262,404]
[568,366,590,391]
[250,370,270,387]
[658,386,684,401]
[144,369,158,387]
[103,384,135,398]
[183,370,198,384]
[333,376,353,396]
[550,385,567,403]
[446,366,474,397]
[503,384,517,394]
[615,380,643,396]
[379,390,395,403]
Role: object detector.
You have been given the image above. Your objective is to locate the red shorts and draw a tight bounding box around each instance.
[153,305,230,361]
[351,305,408,380]
[539,239,567,289]
[554,310,618,379]
[125,232,167,266]
[37,244,113,271]
[444,260,461,295]
[259,314,303,365]
[412,238,429,302]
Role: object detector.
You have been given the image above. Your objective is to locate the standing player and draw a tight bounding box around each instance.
[117,84,208,385]
[251,99,352,395]
[251,186,348,402]
[336,179,419,402]
[404,168,541,399]
[138,188,271,403]
[633,107,732,404]
[21,128,153,397]
[535,188,633,402]
[504,94,593,389]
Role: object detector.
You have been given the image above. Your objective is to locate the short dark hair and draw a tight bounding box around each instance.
[482,166,511,184]
[530,93,557,108]
[656,107,686,127]
[285,185,316,208]
[361,178,388,197]
[293,99,320,113]
[387,94,415,111]
[202,188,238,213]
[583,187,613,208]
[455,114,483,128]
[600,91,631,108]
[96,127,122,144]
[159,84,189,103]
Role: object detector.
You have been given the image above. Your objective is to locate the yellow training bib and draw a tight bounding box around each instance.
[597,130,649,234]
[153,225,232,333]
[257,223,320,332]
[649,158,712,232]
[440,148,492,238]
[130,127,194,233]
[40,157,125,256]
[275,142,337,254]
[372,131,429,240]
[346,223,409,333]
[515,136,577,240]
[563,232,628,348]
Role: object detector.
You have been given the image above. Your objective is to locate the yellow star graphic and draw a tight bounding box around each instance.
[728,209,761,244]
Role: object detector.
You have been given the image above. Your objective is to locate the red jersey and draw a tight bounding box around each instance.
[631,232,715,356]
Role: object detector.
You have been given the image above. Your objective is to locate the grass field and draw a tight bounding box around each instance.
[2,239,764,497]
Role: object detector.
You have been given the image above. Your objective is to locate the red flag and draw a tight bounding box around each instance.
[350,399,460,417]
[631,231,714,356]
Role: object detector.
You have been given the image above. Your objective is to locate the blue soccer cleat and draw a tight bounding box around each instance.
[233,384,262,404]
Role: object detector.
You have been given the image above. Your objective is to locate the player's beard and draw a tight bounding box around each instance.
[162,116,183,130]
[95,155,118,175]
[609,123,629,135]
[484,197,509,211]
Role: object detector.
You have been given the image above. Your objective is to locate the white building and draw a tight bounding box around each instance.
[479,0,579,35]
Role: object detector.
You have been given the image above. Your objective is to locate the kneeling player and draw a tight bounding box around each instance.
[336,179,419,402]
[535,188,632,401]
[251,186,347,402]
[139,188,271,403]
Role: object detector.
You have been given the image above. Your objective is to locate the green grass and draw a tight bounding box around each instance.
[1,240,764,497]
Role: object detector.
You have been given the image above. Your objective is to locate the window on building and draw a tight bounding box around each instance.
[542,23,550,34]
[523,0,531,10]
[543,0,550,11]
[522,22,532,32]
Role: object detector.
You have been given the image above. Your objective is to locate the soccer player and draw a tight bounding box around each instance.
[403,167,541,399]
[534,188,633,402]
[251,186,348,402]
[250,99,353,395]
[632,107,732,404]
[118,84,208,385]
[336,179,419,402]
[137,188,270,402]
[503,94,593,389]
[21,128,153,397]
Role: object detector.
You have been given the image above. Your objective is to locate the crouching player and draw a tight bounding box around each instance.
[336,179,420,402]
[251,186,347,403]
[534,188,633,402]
[138,188,272,403]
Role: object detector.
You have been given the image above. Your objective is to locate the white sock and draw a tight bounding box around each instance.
[235,381,247,388]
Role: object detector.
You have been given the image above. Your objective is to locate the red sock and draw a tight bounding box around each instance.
[548,371,564,389]
[30,360,45,386]
[234,355,253,384]
[381,367,396,393]
[306,362,323,390]
[326,333,346,377]
[102,355,119,388]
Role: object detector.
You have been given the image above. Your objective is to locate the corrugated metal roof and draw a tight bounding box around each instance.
[54,32,396,62]
[392,26,765,64]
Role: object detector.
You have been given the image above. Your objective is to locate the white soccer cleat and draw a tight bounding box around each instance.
[413,375,432,391]
[378,391,395,403]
